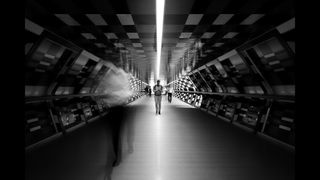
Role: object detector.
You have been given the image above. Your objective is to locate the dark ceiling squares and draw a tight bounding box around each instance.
[191,33,202,39]
[207,25,223,32]
[123,25,137,32]
[193,25,210,34]
[136,25,156,33]
[164,15,188,25]
[127,0,155,14]
[205,0,231,14]
[140,38,154,43]
[110,25,126,33]
[163,33,180,38]
[190,0,213,13]
[102,15,121,25]
[199,14,219,25]
[72,15,94,26]
[115,33,128,39]
[138,33,154,38]
[142,43,153,47]
[226,14,248,25]
[165,0,195,14]
[132,15,155,25]
[163,25,184,33]
[182,25,197,32]
[130,39,141,43]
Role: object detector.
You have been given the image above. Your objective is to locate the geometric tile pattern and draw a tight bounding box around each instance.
[26,0,294,82]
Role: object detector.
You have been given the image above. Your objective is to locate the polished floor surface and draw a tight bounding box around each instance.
[26,96,294,180]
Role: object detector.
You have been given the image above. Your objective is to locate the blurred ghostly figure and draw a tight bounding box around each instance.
[95,68,134,167]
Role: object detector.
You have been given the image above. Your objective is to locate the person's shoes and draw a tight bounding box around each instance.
[112,159,121,167]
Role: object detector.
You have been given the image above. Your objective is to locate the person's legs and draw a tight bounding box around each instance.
[158,96,162,114]
[154,95,158,113]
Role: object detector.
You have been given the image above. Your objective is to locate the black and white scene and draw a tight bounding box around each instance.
[25,0,295,179]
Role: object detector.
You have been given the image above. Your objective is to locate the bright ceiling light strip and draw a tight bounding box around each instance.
[156,0,165,80]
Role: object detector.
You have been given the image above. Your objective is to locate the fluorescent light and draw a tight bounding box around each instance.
[156,0,165,80]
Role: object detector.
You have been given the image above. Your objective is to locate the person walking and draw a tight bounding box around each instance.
[167,86,173,103]
[153,80,163,115]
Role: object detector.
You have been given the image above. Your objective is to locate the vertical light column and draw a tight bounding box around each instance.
[156,0,165,80]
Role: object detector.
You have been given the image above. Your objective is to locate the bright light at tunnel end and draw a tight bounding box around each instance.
[156,0,165,80]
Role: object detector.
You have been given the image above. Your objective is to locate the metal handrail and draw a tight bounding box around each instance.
[175,90,295,102]
[25,91,145,103]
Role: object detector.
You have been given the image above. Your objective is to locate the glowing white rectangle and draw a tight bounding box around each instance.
[44,54,55,59]
[281,117,294,122]
[213,43,224,47]
[30,126,41,132]
[27,118,39,123]
[268,60,280,66]
[264,53,275,58]
[279,125,291,131]
[156,0,165,79]
[39,61,50,66]
[274,68,285,72]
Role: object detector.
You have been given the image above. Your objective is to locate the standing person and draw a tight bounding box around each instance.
[167,86,173,103]
[144,86,148,95]
[153,80,163,115]
[148,87,152,97]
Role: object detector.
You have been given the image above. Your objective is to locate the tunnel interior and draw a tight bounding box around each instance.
[25,0,295,179]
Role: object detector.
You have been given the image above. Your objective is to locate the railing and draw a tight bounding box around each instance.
[174,90,295,151]
[25,91,146,151]
[175,90,295,102]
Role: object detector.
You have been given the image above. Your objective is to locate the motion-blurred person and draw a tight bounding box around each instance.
[153,80,163,115]
[167,86,173,103]
[95,67,133,167]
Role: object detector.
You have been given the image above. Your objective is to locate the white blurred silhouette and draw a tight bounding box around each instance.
[96,67,133,107]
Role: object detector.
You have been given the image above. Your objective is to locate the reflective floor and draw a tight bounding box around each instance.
[26,96,294,180]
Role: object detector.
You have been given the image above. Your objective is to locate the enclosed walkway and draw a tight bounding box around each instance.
[26,96,294,180]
